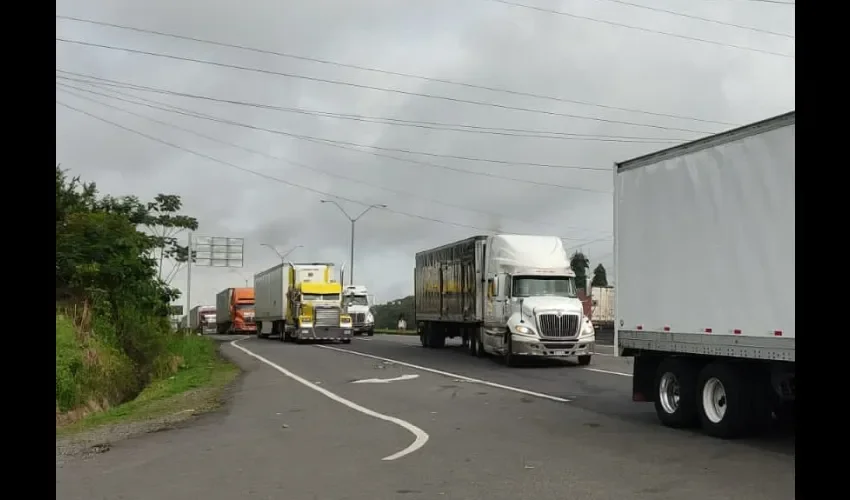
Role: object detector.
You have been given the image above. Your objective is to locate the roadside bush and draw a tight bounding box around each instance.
[56,314,136,414]
[55,165,198,419]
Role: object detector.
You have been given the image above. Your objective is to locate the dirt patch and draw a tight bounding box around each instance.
[56,370,242,466]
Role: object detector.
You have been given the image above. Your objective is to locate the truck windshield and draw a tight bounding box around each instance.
[344,296,369,306]
[512,276,576,298]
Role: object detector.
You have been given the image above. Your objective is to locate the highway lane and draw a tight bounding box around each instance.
[58,335,795,500]
[344,334,794,453]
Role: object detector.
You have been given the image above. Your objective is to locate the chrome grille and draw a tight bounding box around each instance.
[351,313,366,326]
[314,307,341,327]
[537,313,580,338]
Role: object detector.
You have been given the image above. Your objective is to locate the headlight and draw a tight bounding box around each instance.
[514,324,534,335]
[340,315,352,326]
[580,317,595,337]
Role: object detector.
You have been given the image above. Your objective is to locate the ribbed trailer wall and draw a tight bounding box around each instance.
[414,235,486,323]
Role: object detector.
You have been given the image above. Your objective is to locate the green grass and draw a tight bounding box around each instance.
[374,328,418,336]
[57,328,239,437]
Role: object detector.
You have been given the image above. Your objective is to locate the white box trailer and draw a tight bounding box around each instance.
[615,111,795,439]
[590,286,614,330]
[254,263,291,339]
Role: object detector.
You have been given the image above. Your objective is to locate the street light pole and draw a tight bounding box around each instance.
[320,200,386,285]
[261,243,303,263]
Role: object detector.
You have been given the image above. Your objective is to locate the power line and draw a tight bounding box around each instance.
[56,14,736,127]
[56,83,609,237]
[56,71,688,144]
[55,98,519,234]
[479,0,794,58]
[56,82,613,192]
[56,77,614,171]
[55,37,720,135]
[588,0,793,38]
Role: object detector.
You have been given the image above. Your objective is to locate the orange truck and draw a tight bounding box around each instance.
[215,287,256,334]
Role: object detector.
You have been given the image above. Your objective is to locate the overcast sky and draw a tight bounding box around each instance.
[55,0,795,308]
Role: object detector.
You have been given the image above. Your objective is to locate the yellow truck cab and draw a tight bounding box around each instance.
[284,263,352,343]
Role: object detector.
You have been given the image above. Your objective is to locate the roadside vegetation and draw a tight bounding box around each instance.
[55,165,238,433]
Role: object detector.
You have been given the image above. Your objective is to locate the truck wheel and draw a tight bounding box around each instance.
[420,325,430,348]
[342,339,352,344]
[654,358,699,429]
[367,329,374,337]
[577,355,592,366]
[468,331,478,356]
[696,362,768,438]
[504,334,517,367]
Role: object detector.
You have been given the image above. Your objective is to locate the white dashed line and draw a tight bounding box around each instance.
[583,367,632,377]
[230,338,430,461]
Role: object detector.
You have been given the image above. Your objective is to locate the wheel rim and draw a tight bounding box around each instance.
[658,372,680,414]
[702,377,727,423]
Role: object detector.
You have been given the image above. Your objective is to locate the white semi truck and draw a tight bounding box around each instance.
[415,235,596,366]
[615,111,795,439]
[343,285,375,336]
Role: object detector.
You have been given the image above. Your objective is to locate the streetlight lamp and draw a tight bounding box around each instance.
[320,200,386,285]
[261,243,303,262]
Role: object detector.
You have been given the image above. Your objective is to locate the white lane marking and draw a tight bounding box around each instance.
[352,374,420,384]
[583,367,632,377]
[316,345,572,403]
[230,338,429,461]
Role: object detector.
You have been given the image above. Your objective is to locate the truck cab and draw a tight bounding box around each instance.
[343,285,375,336]
[284,263,352,343]
[482,235,596,365]
[231,288,256,333]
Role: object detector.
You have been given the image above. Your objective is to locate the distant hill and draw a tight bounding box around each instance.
[372,295,414,330]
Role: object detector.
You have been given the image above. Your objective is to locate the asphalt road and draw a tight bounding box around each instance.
[57,334,795,500]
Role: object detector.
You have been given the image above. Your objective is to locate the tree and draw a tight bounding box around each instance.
[570,251,590,290]
[591,263,608,287]
[97,193,199,284]
[55,165,196,314]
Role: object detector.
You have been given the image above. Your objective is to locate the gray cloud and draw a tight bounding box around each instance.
[56,0,795,306]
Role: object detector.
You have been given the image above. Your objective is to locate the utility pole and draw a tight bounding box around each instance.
[186,231,193,317]
[320,200,386,285]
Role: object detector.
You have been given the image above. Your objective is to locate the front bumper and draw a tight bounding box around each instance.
[293,325,353,341]
[512,334,595,357]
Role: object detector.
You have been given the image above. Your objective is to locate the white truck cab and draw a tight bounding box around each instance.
[343,285,375,336]
[482,235,595,365]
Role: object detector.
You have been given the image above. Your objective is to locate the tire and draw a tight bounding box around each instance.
[696,362,768,439]
[504,332,517,367]
[475,330,485,358]
[256,322,268,339]
[420,325,430,348]
[342,339,352,344]
[577,355,592,366]
[468,330,478,357]
[653,357,700,429]
[367,329,374,337]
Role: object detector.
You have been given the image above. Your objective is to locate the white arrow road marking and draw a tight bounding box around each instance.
[317,345,571,403]
[230,338,429,461]
[351,374,420,384]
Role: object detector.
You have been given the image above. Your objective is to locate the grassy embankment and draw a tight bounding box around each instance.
[56,314,238,436]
